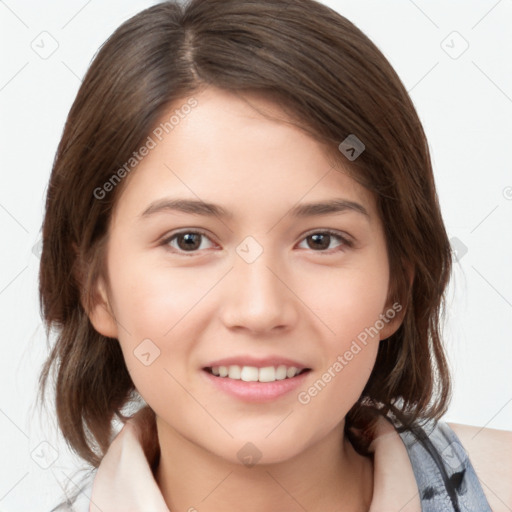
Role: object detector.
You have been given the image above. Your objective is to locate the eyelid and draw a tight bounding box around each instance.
[300,228,353,243]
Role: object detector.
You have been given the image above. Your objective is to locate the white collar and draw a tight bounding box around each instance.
[88,408,421,512]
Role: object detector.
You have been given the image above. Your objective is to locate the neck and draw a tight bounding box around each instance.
[154,418,373,512]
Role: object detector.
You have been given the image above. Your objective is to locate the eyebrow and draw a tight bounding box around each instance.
[139,197,369,220]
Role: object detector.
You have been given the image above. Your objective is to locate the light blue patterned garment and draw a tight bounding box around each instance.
[388,414,492,511]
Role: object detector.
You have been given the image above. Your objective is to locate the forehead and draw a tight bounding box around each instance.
[111,86,377,226]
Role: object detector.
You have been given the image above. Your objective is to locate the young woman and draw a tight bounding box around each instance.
[39,0,511,510]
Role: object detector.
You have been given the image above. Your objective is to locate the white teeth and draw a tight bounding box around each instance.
[258,366,275,382]
[228,365,241,379]
[275,365,287,380]
[240,366,259,382]
[209,365,304,382]
[286,366,298,378]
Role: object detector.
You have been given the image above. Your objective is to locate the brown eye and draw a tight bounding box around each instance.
[298,230,353,253]
[307,233,331,250]
[162,230,215,254]
[175,233,202,251]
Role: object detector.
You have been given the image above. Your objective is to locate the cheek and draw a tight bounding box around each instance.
[303,259,390,343]
[294,273,385,430]
[295,258,388,407]
[108,252,219,339]
[105,252,218,391]
[295,342,378,442]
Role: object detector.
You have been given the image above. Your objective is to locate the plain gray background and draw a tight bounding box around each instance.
[1,0,511,510]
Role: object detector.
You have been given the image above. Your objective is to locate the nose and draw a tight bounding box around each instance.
[219,249,299,335]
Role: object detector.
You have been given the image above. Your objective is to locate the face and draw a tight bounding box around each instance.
[88,86,402,465]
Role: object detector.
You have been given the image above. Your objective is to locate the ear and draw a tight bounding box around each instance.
[83,274,119,339]
[379,262,414,341]
[73,241,119,339]
[378,301,407,341]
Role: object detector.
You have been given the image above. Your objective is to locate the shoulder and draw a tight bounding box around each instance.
[448,422,512,512]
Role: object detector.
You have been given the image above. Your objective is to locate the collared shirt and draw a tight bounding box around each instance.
[60,408,491,512]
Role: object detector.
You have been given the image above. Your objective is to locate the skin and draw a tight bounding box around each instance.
[448,423,512,512]
[87,86,407,512]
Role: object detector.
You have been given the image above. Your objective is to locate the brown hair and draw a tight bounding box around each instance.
[39,0,452,468]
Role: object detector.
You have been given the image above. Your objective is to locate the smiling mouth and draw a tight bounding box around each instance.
[204,365,311,383]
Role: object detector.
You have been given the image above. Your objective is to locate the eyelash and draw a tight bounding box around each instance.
[160,228,354,256]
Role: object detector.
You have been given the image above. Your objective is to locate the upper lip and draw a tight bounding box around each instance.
[203,356,311,370]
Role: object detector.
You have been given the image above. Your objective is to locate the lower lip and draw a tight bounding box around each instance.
[202,369,311,402]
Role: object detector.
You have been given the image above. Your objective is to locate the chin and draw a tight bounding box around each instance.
[205,433,311,468]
